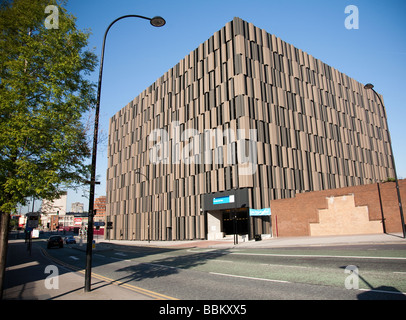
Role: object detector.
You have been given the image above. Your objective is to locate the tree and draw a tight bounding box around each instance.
[0,0,97,297]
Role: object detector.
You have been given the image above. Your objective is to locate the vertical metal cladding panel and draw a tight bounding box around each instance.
[139,212,145,241]
[189,216,195,240]
[178,216,184,240]
[234,35,245,56]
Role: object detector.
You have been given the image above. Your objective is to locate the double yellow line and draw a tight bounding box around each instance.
[79,270,177,300]
[41,248,177,300]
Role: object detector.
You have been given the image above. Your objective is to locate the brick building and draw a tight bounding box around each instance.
[271,179,405,237]
[94,195,106,224]
[106,17,396,241]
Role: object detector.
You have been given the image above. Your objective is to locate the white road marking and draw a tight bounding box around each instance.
[260,263,309,269]
[209,272,291,283]
[114,252,127,257]
[111,257,131,262]
[6,261,40,271]
[230,252,406,260]
[69,256,79,260]
[187,249,215,253]
[210,272,406,296]
[147,263,178,269]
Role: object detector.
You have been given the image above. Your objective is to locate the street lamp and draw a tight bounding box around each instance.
[133,170,149,242]
[85,15,166,293]
[364,83,406,239]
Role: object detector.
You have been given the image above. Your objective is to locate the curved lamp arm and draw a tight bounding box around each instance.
[364,83,405,239]
[85,14,165,293]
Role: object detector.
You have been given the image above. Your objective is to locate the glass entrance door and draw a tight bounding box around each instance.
[222,209,249,235]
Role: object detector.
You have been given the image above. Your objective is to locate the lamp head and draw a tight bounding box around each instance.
[150,16,166,27]
[364,83,374,90]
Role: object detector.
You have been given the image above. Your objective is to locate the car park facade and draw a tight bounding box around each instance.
[106,17,395,241]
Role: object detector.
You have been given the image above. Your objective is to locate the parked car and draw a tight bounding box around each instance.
[64,235,76,244]
[47,235,64,249]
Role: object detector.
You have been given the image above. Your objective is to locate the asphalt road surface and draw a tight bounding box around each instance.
[14,238,406,300]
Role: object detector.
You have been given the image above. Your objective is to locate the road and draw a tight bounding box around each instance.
[7,235,405,300]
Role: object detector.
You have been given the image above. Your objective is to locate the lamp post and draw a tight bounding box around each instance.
[364,83,406,239]
[133,170,149,242]
[84,15,166,293]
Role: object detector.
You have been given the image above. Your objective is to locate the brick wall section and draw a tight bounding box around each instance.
[270,179,406,237]
[378,179,406,233]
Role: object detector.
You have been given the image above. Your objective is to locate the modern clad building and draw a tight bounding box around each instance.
[106,17,395,241]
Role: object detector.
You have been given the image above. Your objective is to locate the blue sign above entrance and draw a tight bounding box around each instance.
[204,189,249,211]
[213,195,235,205]
[249,208,271,216]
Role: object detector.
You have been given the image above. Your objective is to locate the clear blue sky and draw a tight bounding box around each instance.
[56,0,406,212]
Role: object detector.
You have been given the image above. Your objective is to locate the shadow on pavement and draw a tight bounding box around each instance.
[112,249,230,285]
[357,286,406,300]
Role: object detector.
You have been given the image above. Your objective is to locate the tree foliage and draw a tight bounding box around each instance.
[0,0,97,213]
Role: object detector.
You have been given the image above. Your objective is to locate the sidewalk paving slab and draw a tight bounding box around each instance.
[91,232,405,250]
[4,270,154,300]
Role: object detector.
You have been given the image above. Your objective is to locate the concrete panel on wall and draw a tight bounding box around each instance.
[309,194,382,236]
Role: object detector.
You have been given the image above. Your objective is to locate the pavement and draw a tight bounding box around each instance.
[2,239,172,300]
[3,232,405,300]
[90,232,406,250]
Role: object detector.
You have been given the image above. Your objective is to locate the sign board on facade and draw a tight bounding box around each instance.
[213,195,235,205]
[203,188,249,211]
[249,208,271,216]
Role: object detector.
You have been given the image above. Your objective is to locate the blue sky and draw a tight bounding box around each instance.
[47,0,406,212]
